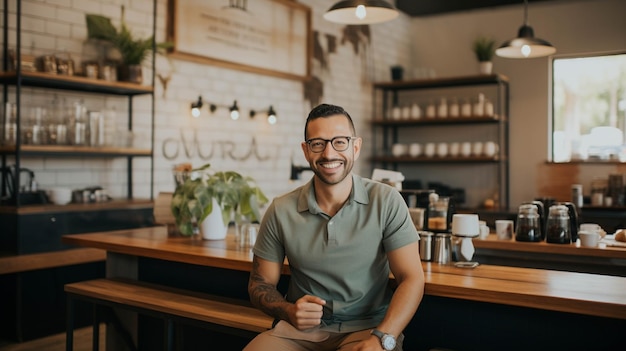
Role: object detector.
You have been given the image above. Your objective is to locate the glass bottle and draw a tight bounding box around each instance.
[515,204,542,242]
[545,205,571,244]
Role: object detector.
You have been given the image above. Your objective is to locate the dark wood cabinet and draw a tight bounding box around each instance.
[0,202,154,342]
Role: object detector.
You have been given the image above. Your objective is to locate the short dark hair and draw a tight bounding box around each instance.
[304,104,356,140]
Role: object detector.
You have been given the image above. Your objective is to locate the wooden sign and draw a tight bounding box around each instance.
[167,0,312,81]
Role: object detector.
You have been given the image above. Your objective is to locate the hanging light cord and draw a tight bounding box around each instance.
[523,0,529,26]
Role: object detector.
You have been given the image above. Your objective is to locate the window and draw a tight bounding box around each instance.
[551,52,626,162]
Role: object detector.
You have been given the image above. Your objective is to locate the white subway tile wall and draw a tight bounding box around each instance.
[6,0,412,205]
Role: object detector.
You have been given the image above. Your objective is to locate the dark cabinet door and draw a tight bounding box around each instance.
[17,213,69,254]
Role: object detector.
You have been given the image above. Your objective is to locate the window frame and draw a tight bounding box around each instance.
[550,50,626,163]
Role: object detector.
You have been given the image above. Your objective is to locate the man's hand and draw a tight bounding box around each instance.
[287,295,326,330]
[351,335,385,351]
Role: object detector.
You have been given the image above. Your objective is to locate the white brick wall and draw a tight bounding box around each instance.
[4,0,413,204]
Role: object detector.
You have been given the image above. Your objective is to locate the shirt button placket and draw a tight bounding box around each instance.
[327,221,338,245]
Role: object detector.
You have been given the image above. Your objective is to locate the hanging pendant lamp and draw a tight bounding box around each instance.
[324,0,399,25]
[495,0,556,59]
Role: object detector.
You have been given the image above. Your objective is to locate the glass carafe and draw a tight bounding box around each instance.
[515,203,542,242]
[546,204,571,244]
[428,194,449,231]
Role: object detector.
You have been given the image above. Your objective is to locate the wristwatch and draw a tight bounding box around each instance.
[371,329,396,350]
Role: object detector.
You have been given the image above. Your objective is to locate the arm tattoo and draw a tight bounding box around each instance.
[249,258,290,322]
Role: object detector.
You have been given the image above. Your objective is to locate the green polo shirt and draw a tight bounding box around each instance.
[253,174,419,332]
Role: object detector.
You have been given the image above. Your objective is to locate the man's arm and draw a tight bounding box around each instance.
[248,255,325,330]
[371,241,425,343]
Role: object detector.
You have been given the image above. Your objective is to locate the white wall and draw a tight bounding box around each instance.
[408,0,626,207]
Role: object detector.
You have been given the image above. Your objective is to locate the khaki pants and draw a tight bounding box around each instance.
[243,321,404,351]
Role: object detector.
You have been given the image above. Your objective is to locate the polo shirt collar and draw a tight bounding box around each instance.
[297,174,370,214]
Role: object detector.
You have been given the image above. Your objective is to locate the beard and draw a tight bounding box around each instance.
[310,157,353,186]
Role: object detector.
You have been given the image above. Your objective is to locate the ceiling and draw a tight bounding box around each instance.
[395,0,569,17]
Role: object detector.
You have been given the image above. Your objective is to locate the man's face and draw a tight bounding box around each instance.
[301,115,362,186]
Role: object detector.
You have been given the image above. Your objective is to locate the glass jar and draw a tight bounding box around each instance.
[545,204,571,244]
[515,203,542,242]
[427,194,449,231]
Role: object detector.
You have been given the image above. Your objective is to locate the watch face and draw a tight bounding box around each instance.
[382,335,396,350]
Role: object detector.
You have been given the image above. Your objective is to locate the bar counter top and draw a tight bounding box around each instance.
[473,233,626,259]
[62,226,626,321]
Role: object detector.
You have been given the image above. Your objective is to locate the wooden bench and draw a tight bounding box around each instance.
[65,278,274,351]
[0,248,106,275]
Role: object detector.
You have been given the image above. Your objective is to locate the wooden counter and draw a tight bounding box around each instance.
[62,226,626,320]
[0,198,153,215]
[473,233,626,259]
[472,234,626,276]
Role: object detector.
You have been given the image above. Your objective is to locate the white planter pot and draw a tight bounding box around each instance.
[479,61,493,75]
[200,199,228,240]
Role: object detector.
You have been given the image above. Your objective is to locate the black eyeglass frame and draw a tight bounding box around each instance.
[305,136,356,153]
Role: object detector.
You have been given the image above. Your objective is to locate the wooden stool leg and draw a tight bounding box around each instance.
[92,304,100,351]
[165,319,174,351]
[66,295,74,351]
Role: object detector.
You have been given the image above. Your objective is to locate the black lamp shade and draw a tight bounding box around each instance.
[495,25,556,58]
[324,0,398,24]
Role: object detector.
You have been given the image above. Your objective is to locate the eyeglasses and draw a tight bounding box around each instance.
[305,136,355,153]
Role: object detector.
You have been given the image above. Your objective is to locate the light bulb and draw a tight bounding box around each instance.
[267,114,277,125]
[521,45,531,57]
[230,109,240,120]
[191,107,201,118]
[355,5,366,20]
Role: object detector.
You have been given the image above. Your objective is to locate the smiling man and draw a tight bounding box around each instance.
[245,104,425,351]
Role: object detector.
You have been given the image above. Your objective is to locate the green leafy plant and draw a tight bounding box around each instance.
[170,163,269,236]
[85,10,172,66]
[472,36,496,62]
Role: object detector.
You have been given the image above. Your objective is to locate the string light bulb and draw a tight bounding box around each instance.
[267,106,277,125]
[250,106,278,125]
[230,100,240,120]
[190,96,203,118]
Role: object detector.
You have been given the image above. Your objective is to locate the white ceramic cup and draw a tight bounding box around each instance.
[578,230,600,247]
[461,102,472,117]
[579,223,605,238]
[424,142,436,157]
[436,142,448,157]
[426,104,436,118]
[411,104,421,119]
[479,220,490,240]
[391,143,407,157]
[402,106,411,119]
[449,102,459,118]
[495,219,514,240]
[48,187,72,205]
[409,143,422,157]
[392,107,401,120]
[449,142,460,157]
[472,142,483,156]
[451,214,479,237]
[461,142,472,157]
[484,141,498,157]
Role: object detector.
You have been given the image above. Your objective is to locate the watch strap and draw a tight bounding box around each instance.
[371,329,385,339]
[371,329,396,350]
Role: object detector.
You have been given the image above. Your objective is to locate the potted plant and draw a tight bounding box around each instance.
[170,163,269,239]
[85,8,171,83]
[472,36,496,74]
